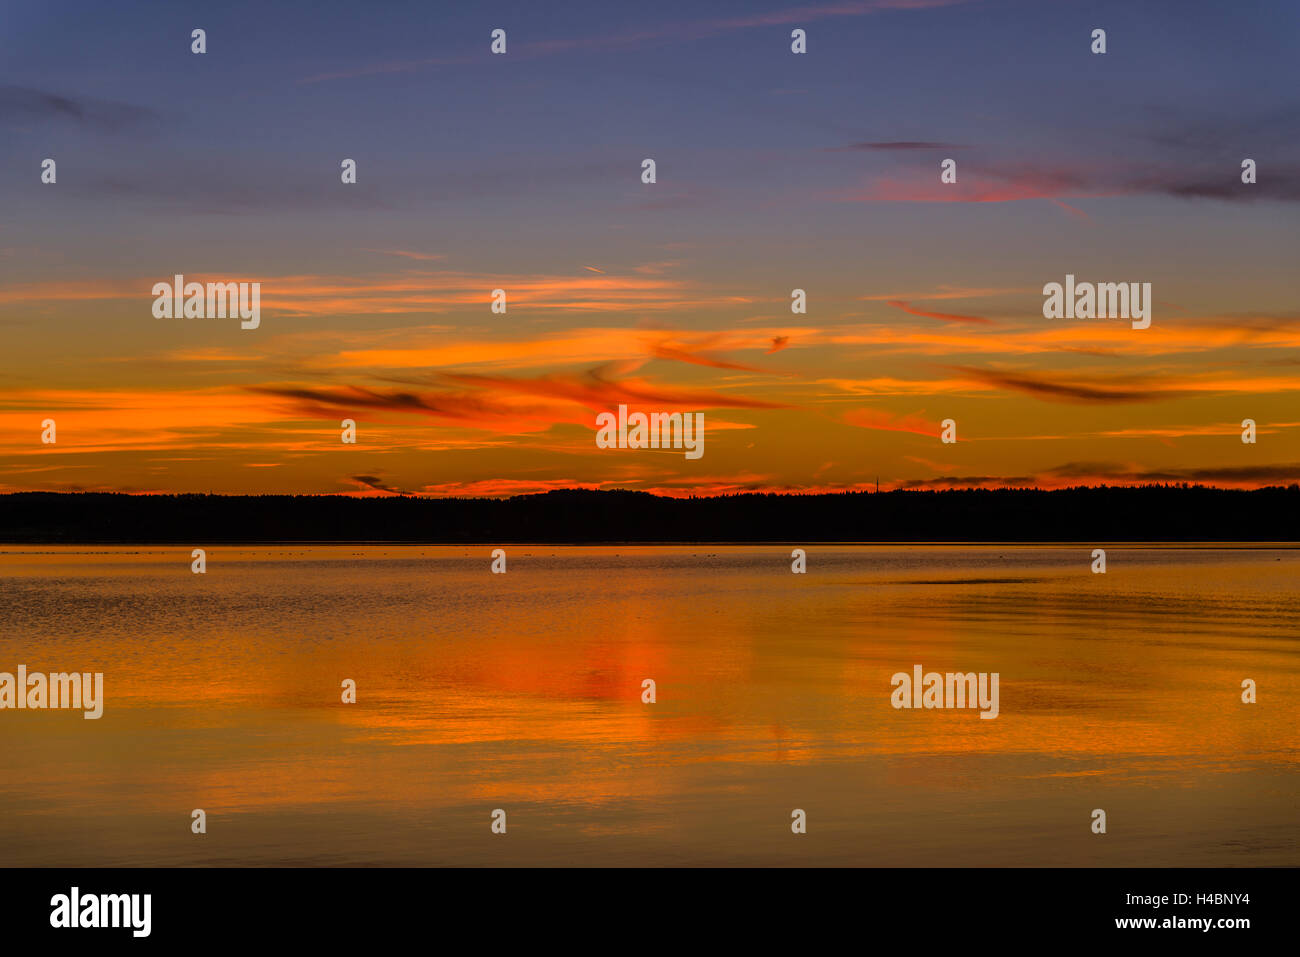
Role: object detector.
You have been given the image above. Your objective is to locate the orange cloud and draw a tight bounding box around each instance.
[886,300,994,325]
[441,369,786,412]
[843,408,940,437]
[0,270,705,317]
[361,249,445,262]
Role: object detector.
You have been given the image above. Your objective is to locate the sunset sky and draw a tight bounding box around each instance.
[2,0,1297,496]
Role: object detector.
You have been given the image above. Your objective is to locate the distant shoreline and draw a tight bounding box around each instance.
[2,486,1296,544]
[1,541,1298,548]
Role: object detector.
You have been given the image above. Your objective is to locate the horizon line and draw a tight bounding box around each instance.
[2,482,1299,501]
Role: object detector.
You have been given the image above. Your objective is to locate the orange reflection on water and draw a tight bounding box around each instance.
[0,545,1295,865]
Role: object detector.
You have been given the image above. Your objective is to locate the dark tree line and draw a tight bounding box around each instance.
[0,485,1296,543]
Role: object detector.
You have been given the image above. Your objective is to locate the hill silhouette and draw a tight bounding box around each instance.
[0,485,1296,543]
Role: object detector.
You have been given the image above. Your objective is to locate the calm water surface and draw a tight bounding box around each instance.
[1,545,1296,866]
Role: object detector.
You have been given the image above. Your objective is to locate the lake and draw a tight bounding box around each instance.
[0,545,1295,866]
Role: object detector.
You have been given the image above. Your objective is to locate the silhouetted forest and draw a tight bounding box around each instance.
[0,485,1296,543]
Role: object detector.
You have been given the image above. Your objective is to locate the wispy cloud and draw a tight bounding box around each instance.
[301,0,978,83]
[947,366,1183,404]
[897,461,1300,490]
[827,141,967,151]
[442,368,786,413]
[886,300,994,325]
[362,249,445,262]
[0,86,159,133]
[350,473,406,495]
[947,364,1300,404]
[843,408,939,436]
[841,158,1300,205]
